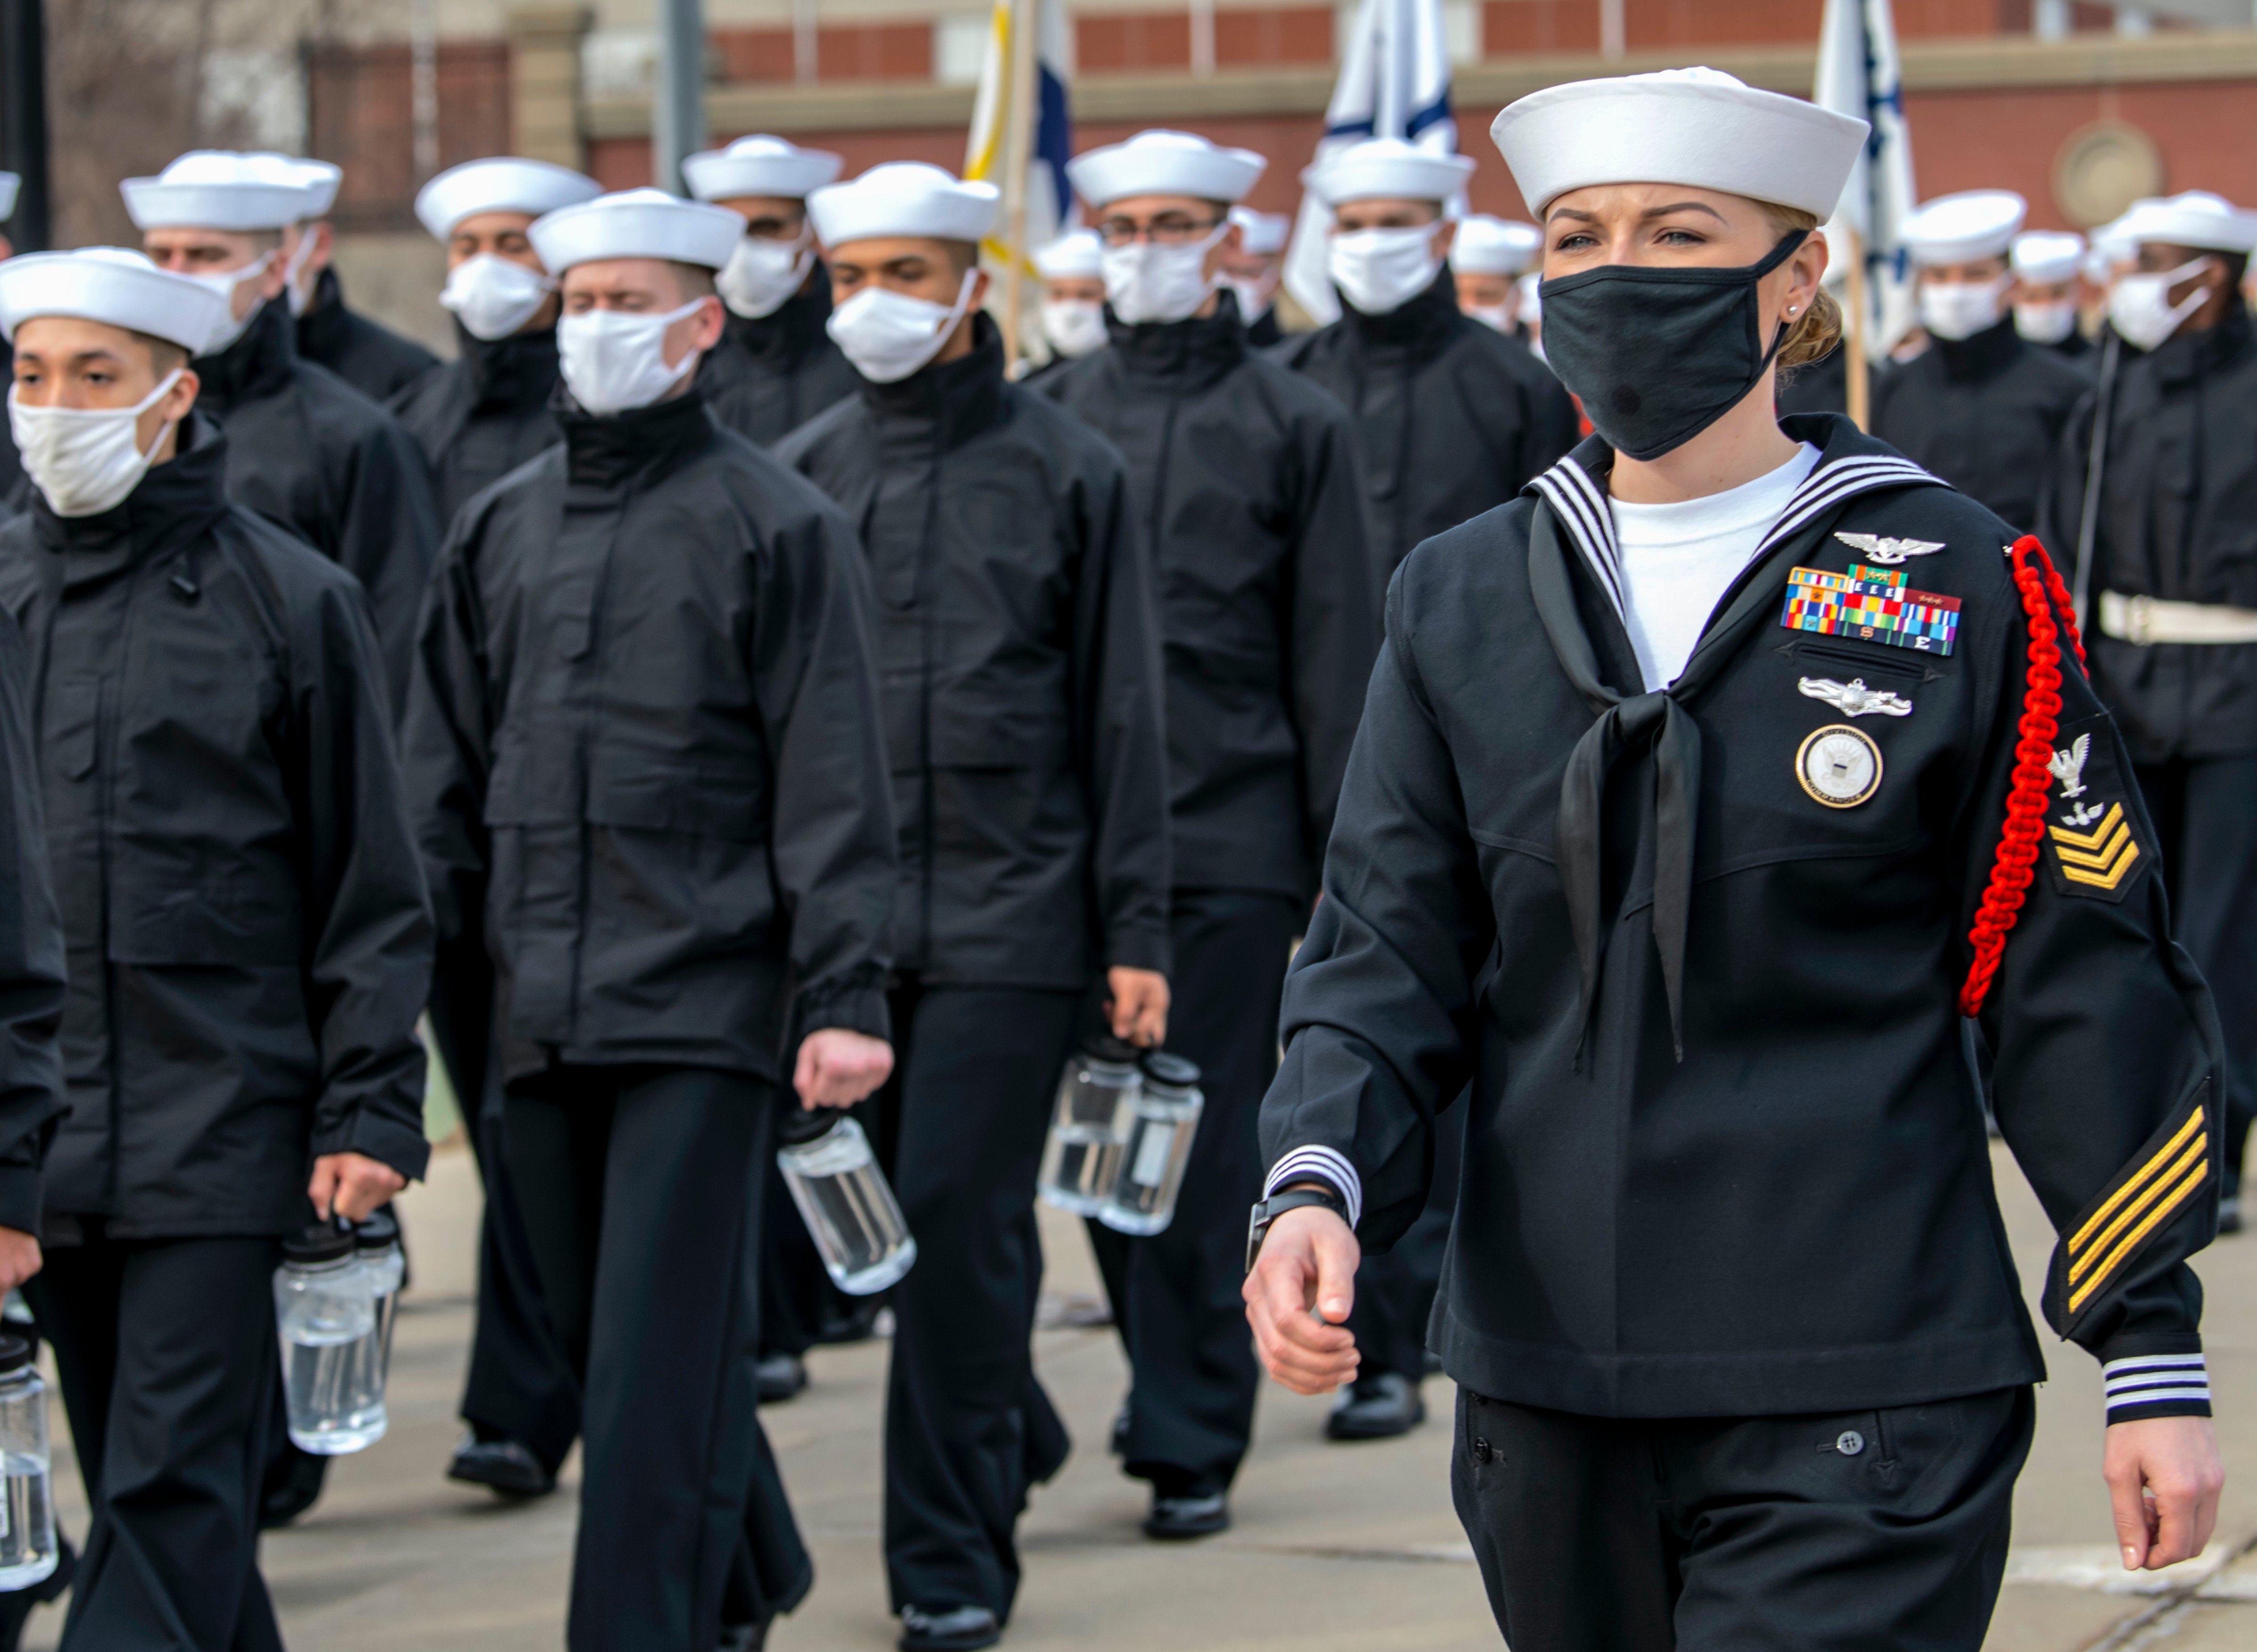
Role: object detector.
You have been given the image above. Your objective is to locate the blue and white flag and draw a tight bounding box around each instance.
[1816,0,1919,359]
[1283,0,1458,326]
[964,0,1074,264]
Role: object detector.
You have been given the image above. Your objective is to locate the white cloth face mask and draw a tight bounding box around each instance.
[716,231,815,320]
[8,370,185,518]
[2108,256,2215,352]
[1102,224,1229,326]
[557,299,708,414]
[282,231,321,318]
[1041,299,1108,359]
[1329,224,1444,317]
[1465,302,1516,335]
[1916,275,2011,342]
[441,254,558,341]
[2013,299,2080,346]
[1223,275,1274,322]
[183,252,275,354]
[827,270,978,384]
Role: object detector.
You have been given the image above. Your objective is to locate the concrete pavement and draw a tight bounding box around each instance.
[15,1136,2256,1650]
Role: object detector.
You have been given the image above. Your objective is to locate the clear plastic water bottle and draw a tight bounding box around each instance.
[0,1336,56,1592]
[1099,1052,1205,1237]
[776,1108,917,1295]
[274,1224,387,1454]
[1038,1036,1142,1216]
[348,1212,406,1403]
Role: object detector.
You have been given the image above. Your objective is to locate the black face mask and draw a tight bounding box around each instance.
[1537,230,1807,461]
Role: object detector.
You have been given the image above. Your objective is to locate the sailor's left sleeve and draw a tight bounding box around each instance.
[1970,577,2225,1425]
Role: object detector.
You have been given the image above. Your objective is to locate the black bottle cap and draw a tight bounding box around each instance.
[1082,1035,1142,1066]
[778,1102,848,1147]
[282,1223,356,1265]
[354,1212,400,1252]
[1139,1051,1200,1089]
[0,1334,28,1377]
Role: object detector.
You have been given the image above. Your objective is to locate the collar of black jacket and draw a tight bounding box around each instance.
[1933,314,2023,384]
[1523,411,1949,1059]
[295,266,350,365]
[32,412,232,561]
[1341,265,1462,354]
[459,320,561,413]
[194,298,297,412]
[722,265,834,368]
[2150,295,2253,388]
[857,310,1005,453]
[1106,286,1249,386]
[559,385,716,490]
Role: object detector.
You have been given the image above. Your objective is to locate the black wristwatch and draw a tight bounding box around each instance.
[1245,1185,1351,1273]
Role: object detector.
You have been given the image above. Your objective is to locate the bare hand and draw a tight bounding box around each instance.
[1242,1201,1361,1394]
[795,1027,894,1109]
[1107,966,1169,1047]
[308,1152,407,1224]
[2104,1414,2224,1570]
[0,1228,41,1294]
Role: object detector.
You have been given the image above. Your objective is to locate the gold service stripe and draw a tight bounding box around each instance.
[2069,1132,2207,1286]
[2069,1108,2207,1253]
[2069,1160,2211,1315]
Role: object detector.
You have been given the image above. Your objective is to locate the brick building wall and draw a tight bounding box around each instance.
[306,40,515,233]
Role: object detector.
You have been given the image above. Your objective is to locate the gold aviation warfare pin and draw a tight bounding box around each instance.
[2042,722,2147,901]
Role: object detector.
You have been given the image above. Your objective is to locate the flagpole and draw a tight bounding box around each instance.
[1844,224,1870,431]
[998,0,1040,371]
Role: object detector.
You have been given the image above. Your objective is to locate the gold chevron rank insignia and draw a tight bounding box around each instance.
[2052,1088,2214,1335]
[2040,717,2148,904]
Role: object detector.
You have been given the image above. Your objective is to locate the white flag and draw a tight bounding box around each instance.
[964,0,1075,263]
[1815,0,1919,360]
[1282,0,1458,326]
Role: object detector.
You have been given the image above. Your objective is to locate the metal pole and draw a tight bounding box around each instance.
[1844,225,1870,431]
[410,0,440,183]
[654,0,707,195]
[0,0,52,252]
[997,0,1038,369]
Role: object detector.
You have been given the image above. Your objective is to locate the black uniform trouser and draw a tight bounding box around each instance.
[877,980,1081,1619]
[2135,755,2257,1183]
[28,1232,284,1652]
[1451,1386,2033,1652]
[461,1097,581,1468]
[504,1064,809,1652]
[1086,888,1302,1494]
[1346,1100,1464,1382]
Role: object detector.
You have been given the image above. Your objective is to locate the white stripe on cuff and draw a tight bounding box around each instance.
[2103,1354,2208,1416]
[1264,1146,1363,1229]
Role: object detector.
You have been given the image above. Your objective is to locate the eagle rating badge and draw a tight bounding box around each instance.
[2042,720,2147,902]
[1797,724,1883,808]
[1782,564,1961,656]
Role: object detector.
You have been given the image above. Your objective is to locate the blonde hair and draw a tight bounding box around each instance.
[1758,204,1841,376]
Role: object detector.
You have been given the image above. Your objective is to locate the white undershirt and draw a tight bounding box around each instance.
[1609,443,1821,692]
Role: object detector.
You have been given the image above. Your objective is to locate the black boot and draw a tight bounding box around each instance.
[1325,1370,1426,1441]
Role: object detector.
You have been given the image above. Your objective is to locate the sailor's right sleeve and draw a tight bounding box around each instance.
[1971,568,2224,1424]
[1257,571,1493,1249]
[0,609,62,1235]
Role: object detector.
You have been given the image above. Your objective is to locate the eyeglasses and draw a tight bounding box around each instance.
[1094,215,1225,248]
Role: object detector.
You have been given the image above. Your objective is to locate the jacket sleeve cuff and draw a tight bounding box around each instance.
[2103,1353,2211,1424]
[0,1166,42,1239]
[1102,928,1172,977]
[1264,1146,1363,1229]
[791,969,891,1049]
[312,1105,433,1187]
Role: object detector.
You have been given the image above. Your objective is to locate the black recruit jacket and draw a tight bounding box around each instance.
[697,274,861,448]
[0,343,23,515]
[0,605,64,1236]
[1871,315,2091,536]
[193,298,443,718]
[2039,303,2257,764]
[1262,415,2223,1420]
[0,418,433,1237]
[775,317,1171,986]
[390,323,565,531]
[402,388,897,1087]
[297,267,442,404]
[1273,269,1580,574]
[1035,292,1383,902]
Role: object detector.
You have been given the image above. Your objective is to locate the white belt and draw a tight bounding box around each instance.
[2098,590,2257,647]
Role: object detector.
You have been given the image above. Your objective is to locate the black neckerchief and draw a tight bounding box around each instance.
[193,299,297,413]
[31,412,232,566]
[723,267,833,370]
[1340,265,1461,357]
[460,322,562,415]
[296,266,351,365]
[1524,414,1947,1059]
[858,311,1006,458]
[1106,287,1249,390]
[1934,314,2023,385]
[558,386,716,491]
